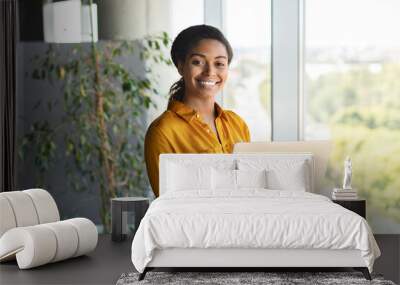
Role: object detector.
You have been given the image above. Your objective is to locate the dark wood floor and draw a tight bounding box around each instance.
[0,234,399,285]
[0,235,133,285]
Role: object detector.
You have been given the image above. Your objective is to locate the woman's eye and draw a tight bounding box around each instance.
[216,62,226,68]
[191,59,202,65]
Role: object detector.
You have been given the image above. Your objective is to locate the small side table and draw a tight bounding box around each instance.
[111,197,149,242]
[332,199,366,218]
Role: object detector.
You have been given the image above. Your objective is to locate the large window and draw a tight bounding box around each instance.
[150,0,399,234]
[223,0,272,141]
[305,0,400,233]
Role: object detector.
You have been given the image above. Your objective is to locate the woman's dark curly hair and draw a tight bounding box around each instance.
[168,25,233,103]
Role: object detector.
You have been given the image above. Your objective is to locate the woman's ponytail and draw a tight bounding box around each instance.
[168,77,185,103]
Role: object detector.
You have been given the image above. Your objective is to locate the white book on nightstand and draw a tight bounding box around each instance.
[333,188,357,193]
[332,188,358,200]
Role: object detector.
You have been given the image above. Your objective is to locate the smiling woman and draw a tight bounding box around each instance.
[144,25,250,197]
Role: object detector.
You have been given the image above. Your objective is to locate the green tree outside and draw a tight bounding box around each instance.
[307,63,400,229]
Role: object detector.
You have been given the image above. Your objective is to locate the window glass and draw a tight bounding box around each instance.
[305,0,400,233]
[223,0,272,141]
[170,0,204,39]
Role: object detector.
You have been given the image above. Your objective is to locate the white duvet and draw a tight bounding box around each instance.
[131,190,380,273]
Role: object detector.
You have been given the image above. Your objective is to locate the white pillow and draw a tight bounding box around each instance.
[237,158,311,191]
[266,162,307,191]
[236,169,268,189]
[212,168,236,190]
[167,162,212,191]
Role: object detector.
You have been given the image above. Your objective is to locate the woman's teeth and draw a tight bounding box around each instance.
[198,80,217,86]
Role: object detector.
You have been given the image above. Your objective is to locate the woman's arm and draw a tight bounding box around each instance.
[244,122,251,142]
[144,126,174,197]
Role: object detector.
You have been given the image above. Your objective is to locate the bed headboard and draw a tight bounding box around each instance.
[159,153,315,196]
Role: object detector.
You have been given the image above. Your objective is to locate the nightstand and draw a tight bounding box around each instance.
[332,199,366,218]
[111,197,149,242]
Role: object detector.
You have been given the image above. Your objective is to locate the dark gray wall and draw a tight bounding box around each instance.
[16,42,100,223]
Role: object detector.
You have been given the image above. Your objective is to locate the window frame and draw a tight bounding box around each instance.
[205,0,304,141]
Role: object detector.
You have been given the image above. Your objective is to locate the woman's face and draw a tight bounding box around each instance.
[178,39,229,100]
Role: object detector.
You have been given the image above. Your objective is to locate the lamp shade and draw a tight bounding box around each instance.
[81,4,98,42]
[43,0,98,43]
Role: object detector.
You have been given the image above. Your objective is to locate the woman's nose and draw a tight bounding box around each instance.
[203,63,216,75]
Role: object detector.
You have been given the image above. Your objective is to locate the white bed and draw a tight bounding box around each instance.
[131,154,380,280]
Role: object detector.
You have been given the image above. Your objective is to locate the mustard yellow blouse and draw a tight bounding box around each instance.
[144,100,250,197]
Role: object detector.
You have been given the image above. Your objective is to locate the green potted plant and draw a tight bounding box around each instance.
[20,3,171,231]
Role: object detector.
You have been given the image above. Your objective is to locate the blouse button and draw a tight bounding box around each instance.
[196,114,199,118]
[206,129,210,133]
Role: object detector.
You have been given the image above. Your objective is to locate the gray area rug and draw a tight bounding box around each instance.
[116,271,396,285]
